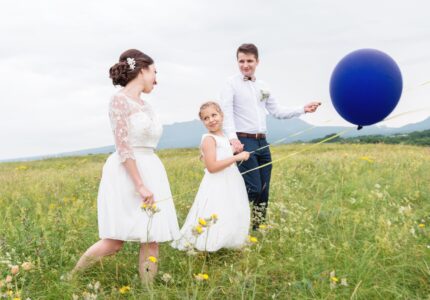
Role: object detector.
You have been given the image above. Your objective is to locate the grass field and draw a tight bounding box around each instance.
[1,144,429,299]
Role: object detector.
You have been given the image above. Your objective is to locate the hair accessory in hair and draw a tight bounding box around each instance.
[126,57,136,70]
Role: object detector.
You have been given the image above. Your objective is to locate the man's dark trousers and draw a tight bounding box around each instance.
[237,136,272,229]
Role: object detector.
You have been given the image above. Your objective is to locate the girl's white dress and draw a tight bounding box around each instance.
[172,133,250,252]
[97,92,180,243]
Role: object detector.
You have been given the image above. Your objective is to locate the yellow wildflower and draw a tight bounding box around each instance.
[119,285,131,294]
[359,156,374,163]
[198,218,207,227]
[330,276,339,282]
[13,298,21,300]
[248,236,258,244]
[193,225,204,235]
[258,224,268,230]
[194,273,209,281]
[141,203,148,209]
[419,223,425,228]
[148,256,158,263]
[211,214,218,221]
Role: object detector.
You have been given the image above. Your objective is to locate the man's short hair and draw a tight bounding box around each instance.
[236,43,259,60]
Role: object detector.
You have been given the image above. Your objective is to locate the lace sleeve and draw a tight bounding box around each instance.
[109,94,135,162]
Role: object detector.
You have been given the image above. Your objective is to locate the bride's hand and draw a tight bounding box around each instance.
[136,185,154,205]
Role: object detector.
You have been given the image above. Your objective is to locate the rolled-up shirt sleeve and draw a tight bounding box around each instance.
[220,81,238,140]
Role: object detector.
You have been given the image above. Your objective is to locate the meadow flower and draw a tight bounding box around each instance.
[148,256,158,263]
[161,273,173,283]
[258,224,268,230]
[359,156,374,163]
[192,225,204,236]
[340,278,348,286]
[15,165,28,171]
[194,273,209,281]
[11,265,19,275]
[21,262,33,271]
[419,223,425,228]
[198,218,207,227]
[119,285,131,294]
[329,270,338,289]
[141,202,160,214]
[210,213,218,222]
[5,275,12,283]
[248,235,258,244]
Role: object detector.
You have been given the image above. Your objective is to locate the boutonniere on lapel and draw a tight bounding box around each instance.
[260,89,270,102]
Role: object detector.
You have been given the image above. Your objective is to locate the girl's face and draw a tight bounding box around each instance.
[140,64,157,93]
[200,106,223,132]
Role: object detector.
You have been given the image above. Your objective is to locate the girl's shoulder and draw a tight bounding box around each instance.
[200,133,217,145]
[200,133,228,143]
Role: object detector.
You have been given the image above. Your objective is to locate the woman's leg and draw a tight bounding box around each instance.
[139,242,159,283]
[72,239,124,273]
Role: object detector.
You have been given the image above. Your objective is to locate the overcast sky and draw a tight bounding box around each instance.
[1,0,429,160]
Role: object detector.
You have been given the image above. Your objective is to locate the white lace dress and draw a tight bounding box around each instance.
[171,133,250,252]
[97,92,180,243]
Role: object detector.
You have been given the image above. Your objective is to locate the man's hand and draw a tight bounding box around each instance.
[304,101,321,113]
[230,138,244,154]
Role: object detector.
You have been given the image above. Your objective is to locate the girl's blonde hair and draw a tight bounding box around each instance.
[198,101,223,119]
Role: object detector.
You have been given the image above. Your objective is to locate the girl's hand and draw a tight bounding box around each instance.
[136,185,154,205]
[236,151,250,162]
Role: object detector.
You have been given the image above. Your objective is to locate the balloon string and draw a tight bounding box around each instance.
[155,106,430,204]
[240,129,351,175]
[403,80,430,92]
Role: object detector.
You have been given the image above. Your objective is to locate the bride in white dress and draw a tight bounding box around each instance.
[172,101,251,252]
[72,49,180,283]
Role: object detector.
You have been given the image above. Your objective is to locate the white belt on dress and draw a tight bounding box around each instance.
[132,146,155,154]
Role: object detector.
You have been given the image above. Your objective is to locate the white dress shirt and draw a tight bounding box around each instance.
[220,74,305,140]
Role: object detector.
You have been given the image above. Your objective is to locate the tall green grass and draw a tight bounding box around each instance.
[1,144,429,299]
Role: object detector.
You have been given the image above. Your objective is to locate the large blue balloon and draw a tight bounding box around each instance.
[330,49,403,127]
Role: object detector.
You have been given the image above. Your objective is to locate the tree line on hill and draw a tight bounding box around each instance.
[309,129,430,146]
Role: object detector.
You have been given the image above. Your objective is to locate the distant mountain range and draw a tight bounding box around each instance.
[3,116,430,162]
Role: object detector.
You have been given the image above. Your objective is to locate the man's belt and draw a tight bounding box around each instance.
[236,132,266,139]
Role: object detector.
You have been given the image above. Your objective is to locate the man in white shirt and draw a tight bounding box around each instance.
[221,43,320,229]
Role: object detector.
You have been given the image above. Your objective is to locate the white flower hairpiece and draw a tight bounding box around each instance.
[126,57,136,71]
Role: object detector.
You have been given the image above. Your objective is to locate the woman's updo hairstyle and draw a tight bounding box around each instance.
[109,49,154,87]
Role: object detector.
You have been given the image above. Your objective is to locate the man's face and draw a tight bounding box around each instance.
[237,52,259,77]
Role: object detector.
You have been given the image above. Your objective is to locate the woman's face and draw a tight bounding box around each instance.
[141,64,157,93]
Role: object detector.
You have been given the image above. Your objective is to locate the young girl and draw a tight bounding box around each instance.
[172,101,251,252]
[70,49,180,283]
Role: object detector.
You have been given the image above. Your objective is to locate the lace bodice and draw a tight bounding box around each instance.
[109,92,163,162]
[200,133,234,161]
